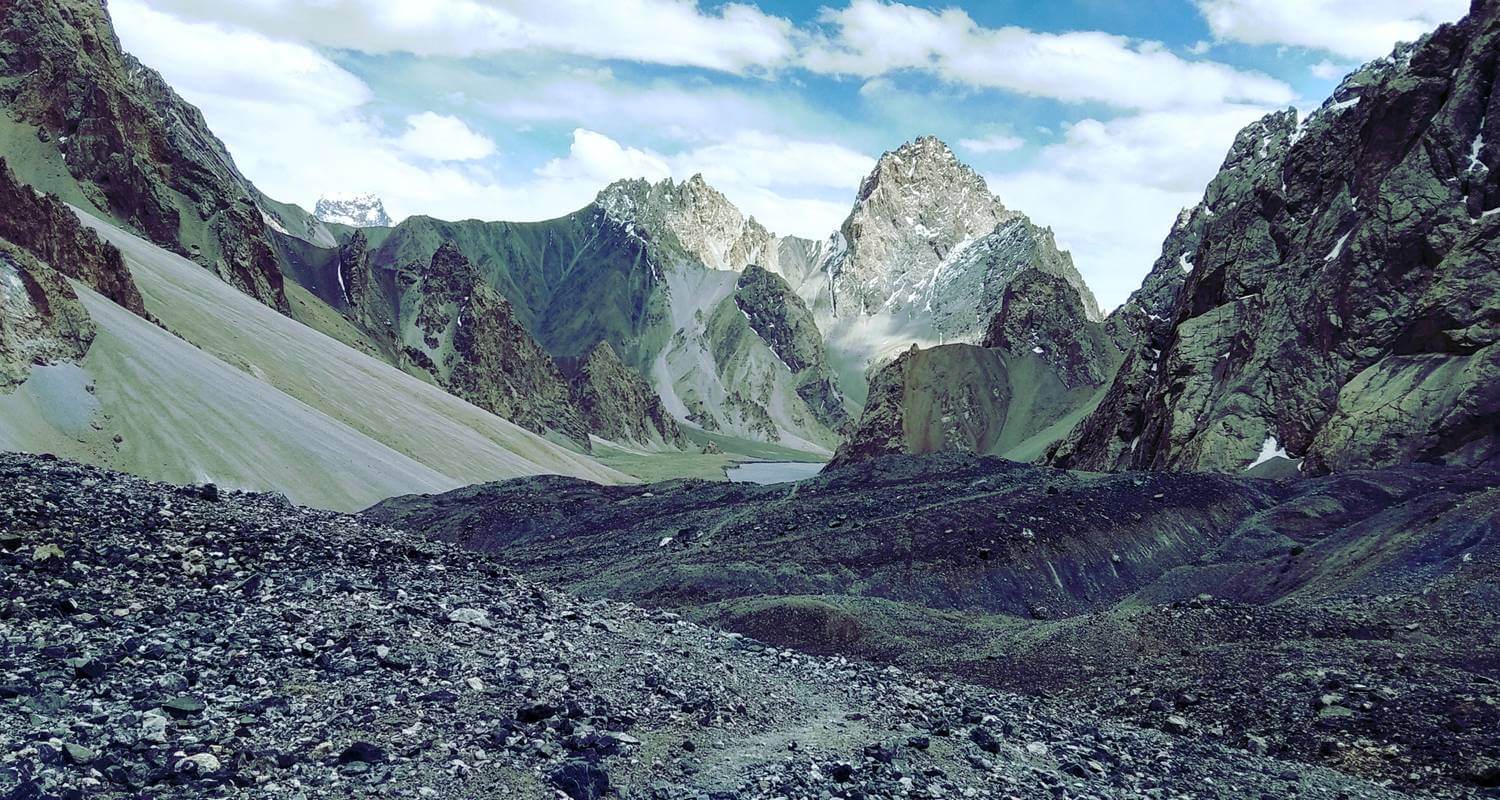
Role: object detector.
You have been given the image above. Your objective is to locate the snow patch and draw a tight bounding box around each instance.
[1178,254,1194,273]
[1246,437,1290,470]
[1324,232,1351,263]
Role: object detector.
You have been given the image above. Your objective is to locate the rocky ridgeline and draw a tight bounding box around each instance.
[0,453,1417,799]
[1052,1,1500,474]
[596,176,778,273]
[0,0,287,313]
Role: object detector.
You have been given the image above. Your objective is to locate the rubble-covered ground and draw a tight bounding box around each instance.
[370,453,1500,798]
[0,453,1442,799]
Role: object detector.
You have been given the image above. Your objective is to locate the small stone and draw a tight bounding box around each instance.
[465,677,485,692]
[969,726,1001,753]
[548,761,609,800]
[141,714,169,743]
[63,743,95,765]
[1163,715,1191,734]
[339,741,387,764]
[161,696,206,718]
[32,543,65,561]
[175,753,221,775]
[448,608,495,630]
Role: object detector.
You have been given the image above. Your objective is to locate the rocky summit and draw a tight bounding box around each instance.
[0,452,1440,800]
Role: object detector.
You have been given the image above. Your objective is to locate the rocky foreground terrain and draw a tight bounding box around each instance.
[371,454,1500,798]
[0,453,1445,800]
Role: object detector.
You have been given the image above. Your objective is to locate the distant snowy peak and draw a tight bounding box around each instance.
[595,174,776,272]
[315,193,392,228]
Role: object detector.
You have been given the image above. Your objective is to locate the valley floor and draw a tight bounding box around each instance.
[0,453,1446,800]
[369,453,1500,798]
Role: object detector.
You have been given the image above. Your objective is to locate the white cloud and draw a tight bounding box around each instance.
[958,134,1024,154]
[134,0,797,74]
[804,0,1295,110]
[537,129,671,184]
[1034,106,1269,193]
[1194,0,1467,60]
[989,104,1272,309]
[538,129,871,238]
[1310,60,1353,80]
[396,112,497,161]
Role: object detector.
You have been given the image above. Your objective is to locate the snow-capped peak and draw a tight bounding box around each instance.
[315,193,392,228]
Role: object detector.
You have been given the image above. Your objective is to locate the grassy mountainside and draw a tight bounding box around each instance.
[0,208,629,510]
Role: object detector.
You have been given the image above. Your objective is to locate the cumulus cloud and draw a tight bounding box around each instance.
[537,129,871,237]
[804,0,1295,110]
[1194,0,1467,60]
[988,104,1273,309]
[1310,60,1354,80]
[396,112,497,161]
[958,134,1025,154]
[132,0,797,74]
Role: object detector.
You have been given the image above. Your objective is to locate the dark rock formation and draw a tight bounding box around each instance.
[0,0,287,312]
[733,264,851,433]
[404,243,590,448]
[829,270,1119,468]
[827,344,1009,468]
[0,158,144,316]
[982,268,1115,390]
[562,341,687,449]
[1053,3,1500,474]
[0,242,94,390]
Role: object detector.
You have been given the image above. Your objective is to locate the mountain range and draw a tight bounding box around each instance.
[2,0,1499,798]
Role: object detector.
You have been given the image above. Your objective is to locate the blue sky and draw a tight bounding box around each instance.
[110,0,1466,309]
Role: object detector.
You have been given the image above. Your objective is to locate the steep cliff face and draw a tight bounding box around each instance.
[0,242,94,391]
[817,137,1097,336]
[733,264,851,434]
[1053,3,1500,475]
[563,341,687,450]
[0,158,144,316]
[982,269,1116,391]
[0,0,287,312]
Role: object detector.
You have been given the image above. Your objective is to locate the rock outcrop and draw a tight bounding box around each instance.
[982,268,1116,390]
[343,241,591,448]
[563,341,687,449]
[827,344,1010,467]
[1053,3,1500,475]
[733,264,851,434]
[0,242,94,390]
[0,0,287,312]
[0,158,144,316]
[829,268,1119,468]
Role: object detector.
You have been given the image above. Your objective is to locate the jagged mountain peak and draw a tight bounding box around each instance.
[315,192,392,228]
[821,133,1096,338]
[595,173,775,272]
